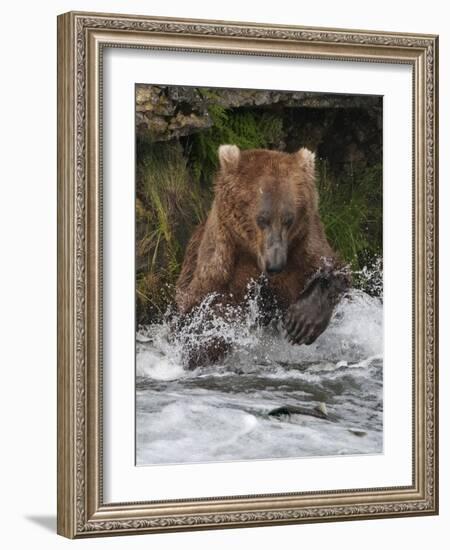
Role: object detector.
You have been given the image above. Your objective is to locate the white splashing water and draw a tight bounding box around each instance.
[136,279,383,465]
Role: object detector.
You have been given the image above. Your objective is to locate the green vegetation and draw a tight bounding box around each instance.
[187,105,284,184]
[317,160,382,269]
[136,142,211,323]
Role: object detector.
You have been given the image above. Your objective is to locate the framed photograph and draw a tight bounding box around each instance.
[57,11,439,538]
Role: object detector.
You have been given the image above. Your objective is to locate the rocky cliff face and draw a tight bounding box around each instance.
[136,84,382,172]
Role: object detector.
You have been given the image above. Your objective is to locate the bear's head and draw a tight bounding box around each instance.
[215,144,318,275]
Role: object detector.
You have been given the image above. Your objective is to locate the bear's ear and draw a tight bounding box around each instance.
[296,147,319,209]
[218,144,240,171]
[296,147,316,174]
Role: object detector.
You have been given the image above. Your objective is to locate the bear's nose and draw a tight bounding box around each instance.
[266,264,283,275]
[265,242,287,275]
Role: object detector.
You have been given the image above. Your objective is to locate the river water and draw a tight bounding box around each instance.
[136,287,383,466]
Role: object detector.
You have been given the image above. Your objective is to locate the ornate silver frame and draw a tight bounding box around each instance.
[57,11,439,538]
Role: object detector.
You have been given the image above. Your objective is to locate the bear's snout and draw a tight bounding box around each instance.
[264,242,287,275]
[266,264,283,275]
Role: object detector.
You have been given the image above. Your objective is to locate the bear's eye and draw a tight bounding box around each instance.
[283,215,294,228]
[257,215,270,228]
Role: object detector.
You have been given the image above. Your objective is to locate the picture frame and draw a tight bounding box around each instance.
[57,11,439,538]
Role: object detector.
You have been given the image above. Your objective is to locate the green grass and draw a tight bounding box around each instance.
[135,142,211,323]
[318,160,382,271]
[187,106,284,184]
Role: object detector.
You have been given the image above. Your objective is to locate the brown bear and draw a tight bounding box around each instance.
[175,145,350,366]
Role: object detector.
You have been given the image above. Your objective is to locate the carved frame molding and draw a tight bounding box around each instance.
[57,11,438,538]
